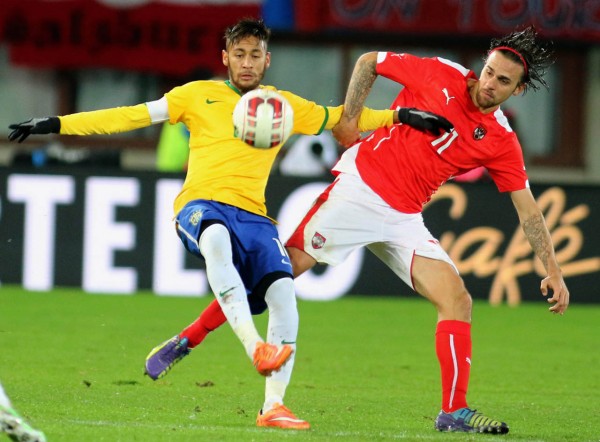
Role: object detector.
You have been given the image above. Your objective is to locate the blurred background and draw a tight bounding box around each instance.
[0,0,598,303]
[1,0,599,179]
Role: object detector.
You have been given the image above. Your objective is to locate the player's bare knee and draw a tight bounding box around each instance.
[453,287,473,314]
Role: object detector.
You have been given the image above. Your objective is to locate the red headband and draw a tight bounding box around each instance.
[491,46,528,77]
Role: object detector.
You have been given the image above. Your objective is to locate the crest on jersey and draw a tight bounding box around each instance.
[311,232,326,249]
[473,126,487,140]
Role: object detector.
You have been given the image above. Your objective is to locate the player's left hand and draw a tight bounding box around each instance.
[398,108,454,136]
[541,272,570,315]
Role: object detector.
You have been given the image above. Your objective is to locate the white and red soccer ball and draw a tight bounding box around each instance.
[233,89,294,149]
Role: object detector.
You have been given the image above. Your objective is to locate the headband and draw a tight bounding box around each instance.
[491,46,528,77]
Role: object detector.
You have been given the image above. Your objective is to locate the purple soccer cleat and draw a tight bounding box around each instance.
[144,335,190,380]
[435,407,509,434]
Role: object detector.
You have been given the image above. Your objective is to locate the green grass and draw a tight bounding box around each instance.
[0,286,598,441]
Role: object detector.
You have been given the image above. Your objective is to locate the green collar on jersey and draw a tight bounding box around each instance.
[225,80,242,95]
[225,80,268,97]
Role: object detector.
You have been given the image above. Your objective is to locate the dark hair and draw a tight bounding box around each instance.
[489,26,555,93]
[224,18,271,50]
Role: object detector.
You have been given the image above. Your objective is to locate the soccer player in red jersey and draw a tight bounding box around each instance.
[290,26,569,434]
[160,26,570,434]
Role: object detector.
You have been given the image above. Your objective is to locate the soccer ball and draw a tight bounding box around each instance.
[233,89,294,149]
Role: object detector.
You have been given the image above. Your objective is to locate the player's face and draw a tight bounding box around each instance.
[222,36,270,93]
[473,51,526,113]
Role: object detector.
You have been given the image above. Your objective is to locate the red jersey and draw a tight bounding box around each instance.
[338,52,529,214]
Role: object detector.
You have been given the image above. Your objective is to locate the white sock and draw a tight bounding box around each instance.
[263,277,298,411]
[0,382,11,408]
[199,224,262,359]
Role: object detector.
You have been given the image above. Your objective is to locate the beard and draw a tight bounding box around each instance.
[476,89,498,110]
[228,66,266,93]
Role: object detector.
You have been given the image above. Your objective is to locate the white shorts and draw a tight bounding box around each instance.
[286,172,457,290]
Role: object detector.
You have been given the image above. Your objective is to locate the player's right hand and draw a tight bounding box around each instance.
[332,118,361,148]
[8,117,60,143]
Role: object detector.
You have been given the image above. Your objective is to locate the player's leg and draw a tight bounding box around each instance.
[370,238,508,434]
[197,222,293,376]
[146,202,289,379]
[232,216,307,429]
[180,299,227,348]
[161,245,316,354]
[197,222,265,357]
[411,256,473,411]
[144,298,226,379]
[0,382,46,442]
[256,276,309,429]
[147,216,319,363]
[145,219,255,380]
[146,250,314,364]
[286,246,317,277]
[201,208,296,378]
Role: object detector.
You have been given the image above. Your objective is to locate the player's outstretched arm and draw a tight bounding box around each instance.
[340,106,453,136]
[396,108,454,136]
[8,104,155,142]
[510,188,570,314]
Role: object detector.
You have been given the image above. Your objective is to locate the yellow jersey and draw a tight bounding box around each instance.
[59,79,395,219]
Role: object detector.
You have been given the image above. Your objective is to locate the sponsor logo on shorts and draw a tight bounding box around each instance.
[189,210,203,226]
[311,232,326,249]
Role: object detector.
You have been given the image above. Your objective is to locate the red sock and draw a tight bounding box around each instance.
[180,299,227,348]
[435,320,471,413]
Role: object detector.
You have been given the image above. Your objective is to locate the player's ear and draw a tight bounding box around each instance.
[222,49,229,67]
[265,51,271,69]
[513,82,526,96]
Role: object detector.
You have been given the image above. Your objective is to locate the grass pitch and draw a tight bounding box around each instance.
[0,286,598,441]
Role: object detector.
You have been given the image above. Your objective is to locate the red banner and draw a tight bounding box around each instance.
[295,0,600,43]
[0,1,261,76]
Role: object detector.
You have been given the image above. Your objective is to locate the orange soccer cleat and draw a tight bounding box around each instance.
[252,342,293,376]
[256,403,310,430]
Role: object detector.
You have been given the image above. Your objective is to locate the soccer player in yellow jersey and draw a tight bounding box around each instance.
[8,18,452,430]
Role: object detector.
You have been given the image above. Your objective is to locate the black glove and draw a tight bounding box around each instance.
[8,117,61,143]
[398,108,453,136]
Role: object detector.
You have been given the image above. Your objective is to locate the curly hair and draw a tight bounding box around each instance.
[224,18,271,50]
[488,26,555,93]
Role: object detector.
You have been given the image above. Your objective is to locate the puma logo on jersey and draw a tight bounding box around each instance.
[442,88,455,105]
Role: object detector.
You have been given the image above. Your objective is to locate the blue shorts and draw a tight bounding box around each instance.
[175,200,293,314]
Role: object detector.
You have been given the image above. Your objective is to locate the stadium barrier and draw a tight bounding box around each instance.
[0,167,598,304]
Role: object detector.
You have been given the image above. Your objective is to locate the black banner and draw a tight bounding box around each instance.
[0,167,598,303]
